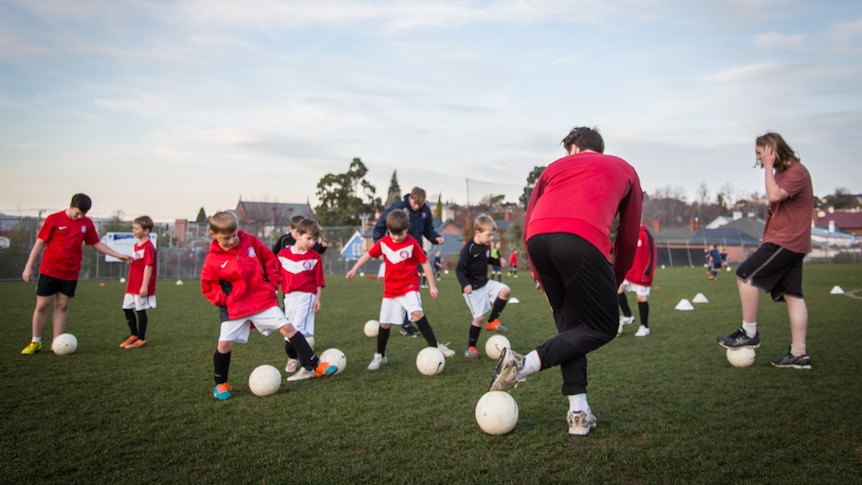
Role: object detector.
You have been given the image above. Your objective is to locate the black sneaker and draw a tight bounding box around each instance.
[400,325,419,338]
[717,327,761,349]
[771,351,812,369]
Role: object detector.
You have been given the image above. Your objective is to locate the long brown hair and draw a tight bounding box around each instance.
[756,132,800,172]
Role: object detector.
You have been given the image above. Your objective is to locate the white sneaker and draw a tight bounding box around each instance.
[285,358,298,373]
[437,343,455,358]
[635,325,650,337]
[286,368,316,381]
[567,410,597,436]
[488,348,525,391]
[367,353,387,371]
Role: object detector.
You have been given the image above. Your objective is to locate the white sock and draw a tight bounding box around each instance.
[517,350,541,380]
[33,337,42,344]
[742,322,757,338]
[568,393,589,413]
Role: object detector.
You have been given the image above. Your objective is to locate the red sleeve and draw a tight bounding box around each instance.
[200,258,226,307]
[83,218,100,245]
[315,254,325,288]
[256,238,281,290]
[612,176,643,286]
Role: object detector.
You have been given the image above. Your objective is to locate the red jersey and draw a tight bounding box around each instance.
[276,246,325,294]
[763,162,813,254]
[37,209,100,280]
[369,234,426,298]
[200,231,281,320]
[509,251,518,266]
[524,151,642,285]
[126,239,157,295]
[624,225,657,287]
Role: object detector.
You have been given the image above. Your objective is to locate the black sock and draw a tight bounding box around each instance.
[638,301,650,328]
[124,308,137,335]
[377,326,391,355]
[416,316,438,347]
[213,350,231,384]
[488,297,507,322]
[288,333,319,370]
[468,325,481,348]
[136,310,148,339]
[618,293,632,317]
[284,339,297,359]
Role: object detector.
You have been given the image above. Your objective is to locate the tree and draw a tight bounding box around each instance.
[195,207,207,223]
[520,166,546,207]
[386,170,401,206]
[435,193,442,221]
[314,158,383,226]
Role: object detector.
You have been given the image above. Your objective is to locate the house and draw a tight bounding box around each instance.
[815,210,862,237]
[340,230,367,261]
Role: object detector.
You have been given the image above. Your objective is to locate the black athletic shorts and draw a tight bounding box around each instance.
[736,243,805,301]
[36,274,78,298]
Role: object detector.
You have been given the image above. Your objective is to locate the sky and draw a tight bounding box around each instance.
[1,0,861,222]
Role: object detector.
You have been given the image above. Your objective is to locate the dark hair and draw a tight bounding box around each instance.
[134,215,154,232]
[386,209,410,234]
[562,127,605,154]
[296,218,321,239]
[756,132,799,172]
[289,214,306,229]
[70,193,92,213]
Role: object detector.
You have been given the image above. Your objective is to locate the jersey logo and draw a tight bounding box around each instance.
[221,261,229,268]
[58,226,68,230]
[279,257,318,274]
[81,226,86,233]
[134,248,145,260]
[381,242,414,264]
[247,247,256,258]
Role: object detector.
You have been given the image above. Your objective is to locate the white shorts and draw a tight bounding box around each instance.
[122,293,157,311]
[463,280,509,318]
[283,291,315,337]
[218,306,289,343]
[379,291,423,325]
[622,280,651,297]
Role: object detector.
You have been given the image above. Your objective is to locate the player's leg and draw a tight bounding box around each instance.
[485,281,510,332]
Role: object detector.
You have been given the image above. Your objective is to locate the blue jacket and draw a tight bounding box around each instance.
[373,194,442,245]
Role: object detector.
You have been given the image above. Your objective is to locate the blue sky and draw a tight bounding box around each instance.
[1,0,860,222]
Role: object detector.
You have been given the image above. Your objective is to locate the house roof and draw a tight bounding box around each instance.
[816,211,862,229]
[655,227,761,246]
[721,217,765,239]
[235,201,315,224]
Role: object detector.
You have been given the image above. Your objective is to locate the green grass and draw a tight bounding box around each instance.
[2,265,861,484]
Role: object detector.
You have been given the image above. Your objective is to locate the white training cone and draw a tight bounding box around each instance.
[176,279,184,286]
[675,299,694,311]
[509,297,520,304]
[692,293,709,303]
[830,285,844,295]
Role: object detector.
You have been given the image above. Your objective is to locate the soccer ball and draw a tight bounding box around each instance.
[364,319,380,338]
[726,347,756,368]
[416,346,445,376]
[485,335,511,360]
[120,277,126,283]
[52,333,77,355]
[248,364,281,396]
[475,391,519,435]
[319,348,346,375]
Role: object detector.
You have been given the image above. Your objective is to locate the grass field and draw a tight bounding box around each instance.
[2,265,861,484]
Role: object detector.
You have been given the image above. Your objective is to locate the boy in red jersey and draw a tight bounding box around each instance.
[617,223,657,337]
[489,127,642,436]
[120,215,158,349]
[21,193,133,355]
[201,211,336,400]
[346,209,455,371]
[277,218,326,381]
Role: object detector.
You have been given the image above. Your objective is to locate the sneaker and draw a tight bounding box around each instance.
[286,368,317,381]
[464,346,479,360]
[717,327,761,349]
[213,383,233,400]
[314,362,337,378]
[771,351,812,369]
[367,353,387,371]
[619,315,635,326]
[635,325,650,337]
[21,341,42,355]
[127,339,147,348]
[400,325,420,338]
[285,358,298,373]
[488,347,525,391]
[567,410,597,436]
[120,335,138,348]
[485,319,508,333]
[437,343,456,358]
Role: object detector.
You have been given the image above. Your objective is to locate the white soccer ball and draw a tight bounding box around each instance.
[52,333,78,355]
[120,277,126,283]
[319,348,346,375]
[249,364,281,396]
[726,347,756,368]
[475,391,519,435]
[416,346,445,376]
[364,319,380,338]
[359,272,365,277]
[485,334,511,360]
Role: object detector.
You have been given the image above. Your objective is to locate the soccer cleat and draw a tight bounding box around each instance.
[771,350,812,369]
[717,327,761,349]
[213,383,233,400]
[464,346,479,360]
[400,325,420,338]
[635,325,650,337]
[437,343,456,358]
[314,362,337,378]
[120,335,138,348]
[619,315,636,326]
[567,410,597,436]
[127,339,147,348]
[285,358,298,373]
[485,319,508,333]
[488,347,525,391]
[287,368,317,381]
[21,341,42,355]
[367,353,387,371]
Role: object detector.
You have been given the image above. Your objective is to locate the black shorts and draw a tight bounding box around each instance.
[736,243,805,301]
[36,274,78,298]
